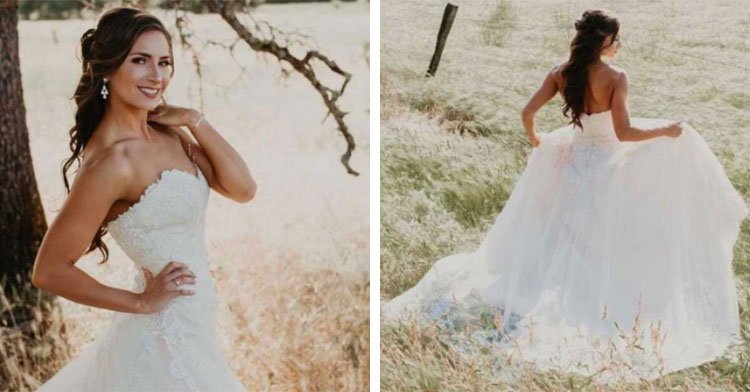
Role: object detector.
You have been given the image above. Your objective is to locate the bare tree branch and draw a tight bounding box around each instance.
[173,14,206,111]
[205,0,358,176]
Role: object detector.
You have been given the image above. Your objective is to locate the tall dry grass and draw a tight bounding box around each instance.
[1,3,369,391]
[381,0,750,390]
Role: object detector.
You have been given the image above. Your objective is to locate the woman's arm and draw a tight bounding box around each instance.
[31,152,195,314]
[185,110,255,202]
[32,154,144,313]
[522,67,561,147]
[611,71,682,142]
[151,106,256,203]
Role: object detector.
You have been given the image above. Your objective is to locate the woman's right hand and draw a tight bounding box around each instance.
[664,122,683,138]
[137,261,197,314]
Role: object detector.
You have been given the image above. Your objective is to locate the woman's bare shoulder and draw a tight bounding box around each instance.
[603,63,627,79]
[76,143,135,189]
[150,122,193,150]
[148,121,179,137]
[549,63,565,85]
[551,63,566,76]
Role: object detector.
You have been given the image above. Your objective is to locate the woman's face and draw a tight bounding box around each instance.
[107,30,172,111]
[600,33,621,58]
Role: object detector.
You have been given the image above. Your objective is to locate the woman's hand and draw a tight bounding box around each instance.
[529,134,541,148]
[664,122,683,138]
[137,261,197,314]
[148,104,201,128]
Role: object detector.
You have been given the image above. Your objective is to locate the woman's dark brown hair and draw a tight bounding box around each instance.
[63,7,174,264]
[560,9,619,129]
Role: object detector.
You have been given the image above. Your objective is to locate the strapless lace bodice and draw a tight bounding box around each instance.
[106,164,217,304]
[573,109,620,145]
[106,167,208,267]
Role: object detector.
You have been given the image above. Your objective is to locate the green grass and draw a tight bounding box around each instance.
[481,0,517,48]
[381,0,750,389]
[725,92,750,110]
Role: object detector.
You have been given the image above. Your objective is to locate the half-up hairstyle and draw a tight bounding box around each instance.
[560,9,619,129]
[63,7,174,264]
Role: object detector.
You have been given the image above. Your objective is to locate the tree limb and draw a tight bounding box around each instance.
[205,0,358,176]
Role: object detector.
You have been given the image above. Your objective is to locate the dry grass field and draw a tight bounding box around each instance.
[1,3,369,391]
[381,0,750,390]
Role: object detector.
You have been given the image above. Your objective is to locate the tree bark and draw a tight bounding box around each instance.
[0,0,50,330]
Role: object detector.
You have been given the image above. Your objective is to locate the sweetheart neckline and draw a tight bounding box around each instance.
[106,164,204,229]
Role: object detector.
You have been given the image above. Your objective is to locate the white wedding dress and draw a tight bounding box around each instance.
[38,160,246,391]
[383,110,749,382]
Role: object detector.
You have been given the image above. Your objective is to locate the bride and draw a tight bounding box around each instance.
[383,9,749,381]
[30,7,255,391]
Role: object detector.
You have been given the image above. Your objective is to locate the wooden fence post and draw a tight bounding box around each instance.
[426,3,458,77]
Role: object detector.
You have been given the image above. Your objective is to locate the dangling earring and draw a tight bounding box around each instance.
[101,78,109,100]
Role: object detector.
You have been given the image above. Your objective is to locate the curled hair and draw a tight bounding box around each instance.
[63,7,174,264]
[560,9,619,129]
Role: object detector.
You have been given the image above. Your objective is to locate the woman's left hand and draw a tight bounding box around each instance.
[529,134,541,148]
[148,104,200,128]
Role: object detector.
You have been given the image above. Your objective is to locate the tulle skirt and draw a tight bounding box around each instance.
[383,118,748,382]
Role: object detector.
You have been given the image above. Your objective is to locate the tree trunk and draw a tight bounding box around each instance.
[0,0,50,331]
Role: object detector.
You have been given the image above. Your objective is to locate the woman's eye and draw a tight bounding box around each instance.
[133,58,146,64]
[159,61,172,67]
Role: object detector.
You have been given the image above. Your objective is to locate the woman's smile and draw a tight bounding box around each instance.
[137,86,160,99]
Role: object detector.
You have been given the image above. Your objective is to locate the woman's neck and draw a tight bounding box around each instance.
[97,98,153,146]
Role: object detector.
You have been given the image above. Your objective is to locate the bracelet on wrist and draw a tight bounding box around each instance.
[193,113,204,128]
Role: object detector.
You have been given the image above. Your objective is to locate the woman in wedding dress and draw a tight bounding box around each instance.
[30,7,256,391]
[383,9,749,381]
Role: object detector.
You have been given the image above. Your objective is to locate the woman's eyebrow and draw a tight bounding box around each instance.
[130,52,171,59]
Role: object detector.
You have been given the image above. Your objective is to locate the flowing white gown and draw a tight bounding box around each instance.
[382,110,749,382]
[38,160,246,391]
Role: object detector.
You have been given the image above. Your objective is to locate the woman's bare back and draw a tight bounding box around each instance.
[552,62,624,115]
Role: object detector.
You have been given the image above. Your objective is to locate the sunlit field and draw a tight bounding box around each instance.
[380,0,750,390]
[2,3,369,391]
